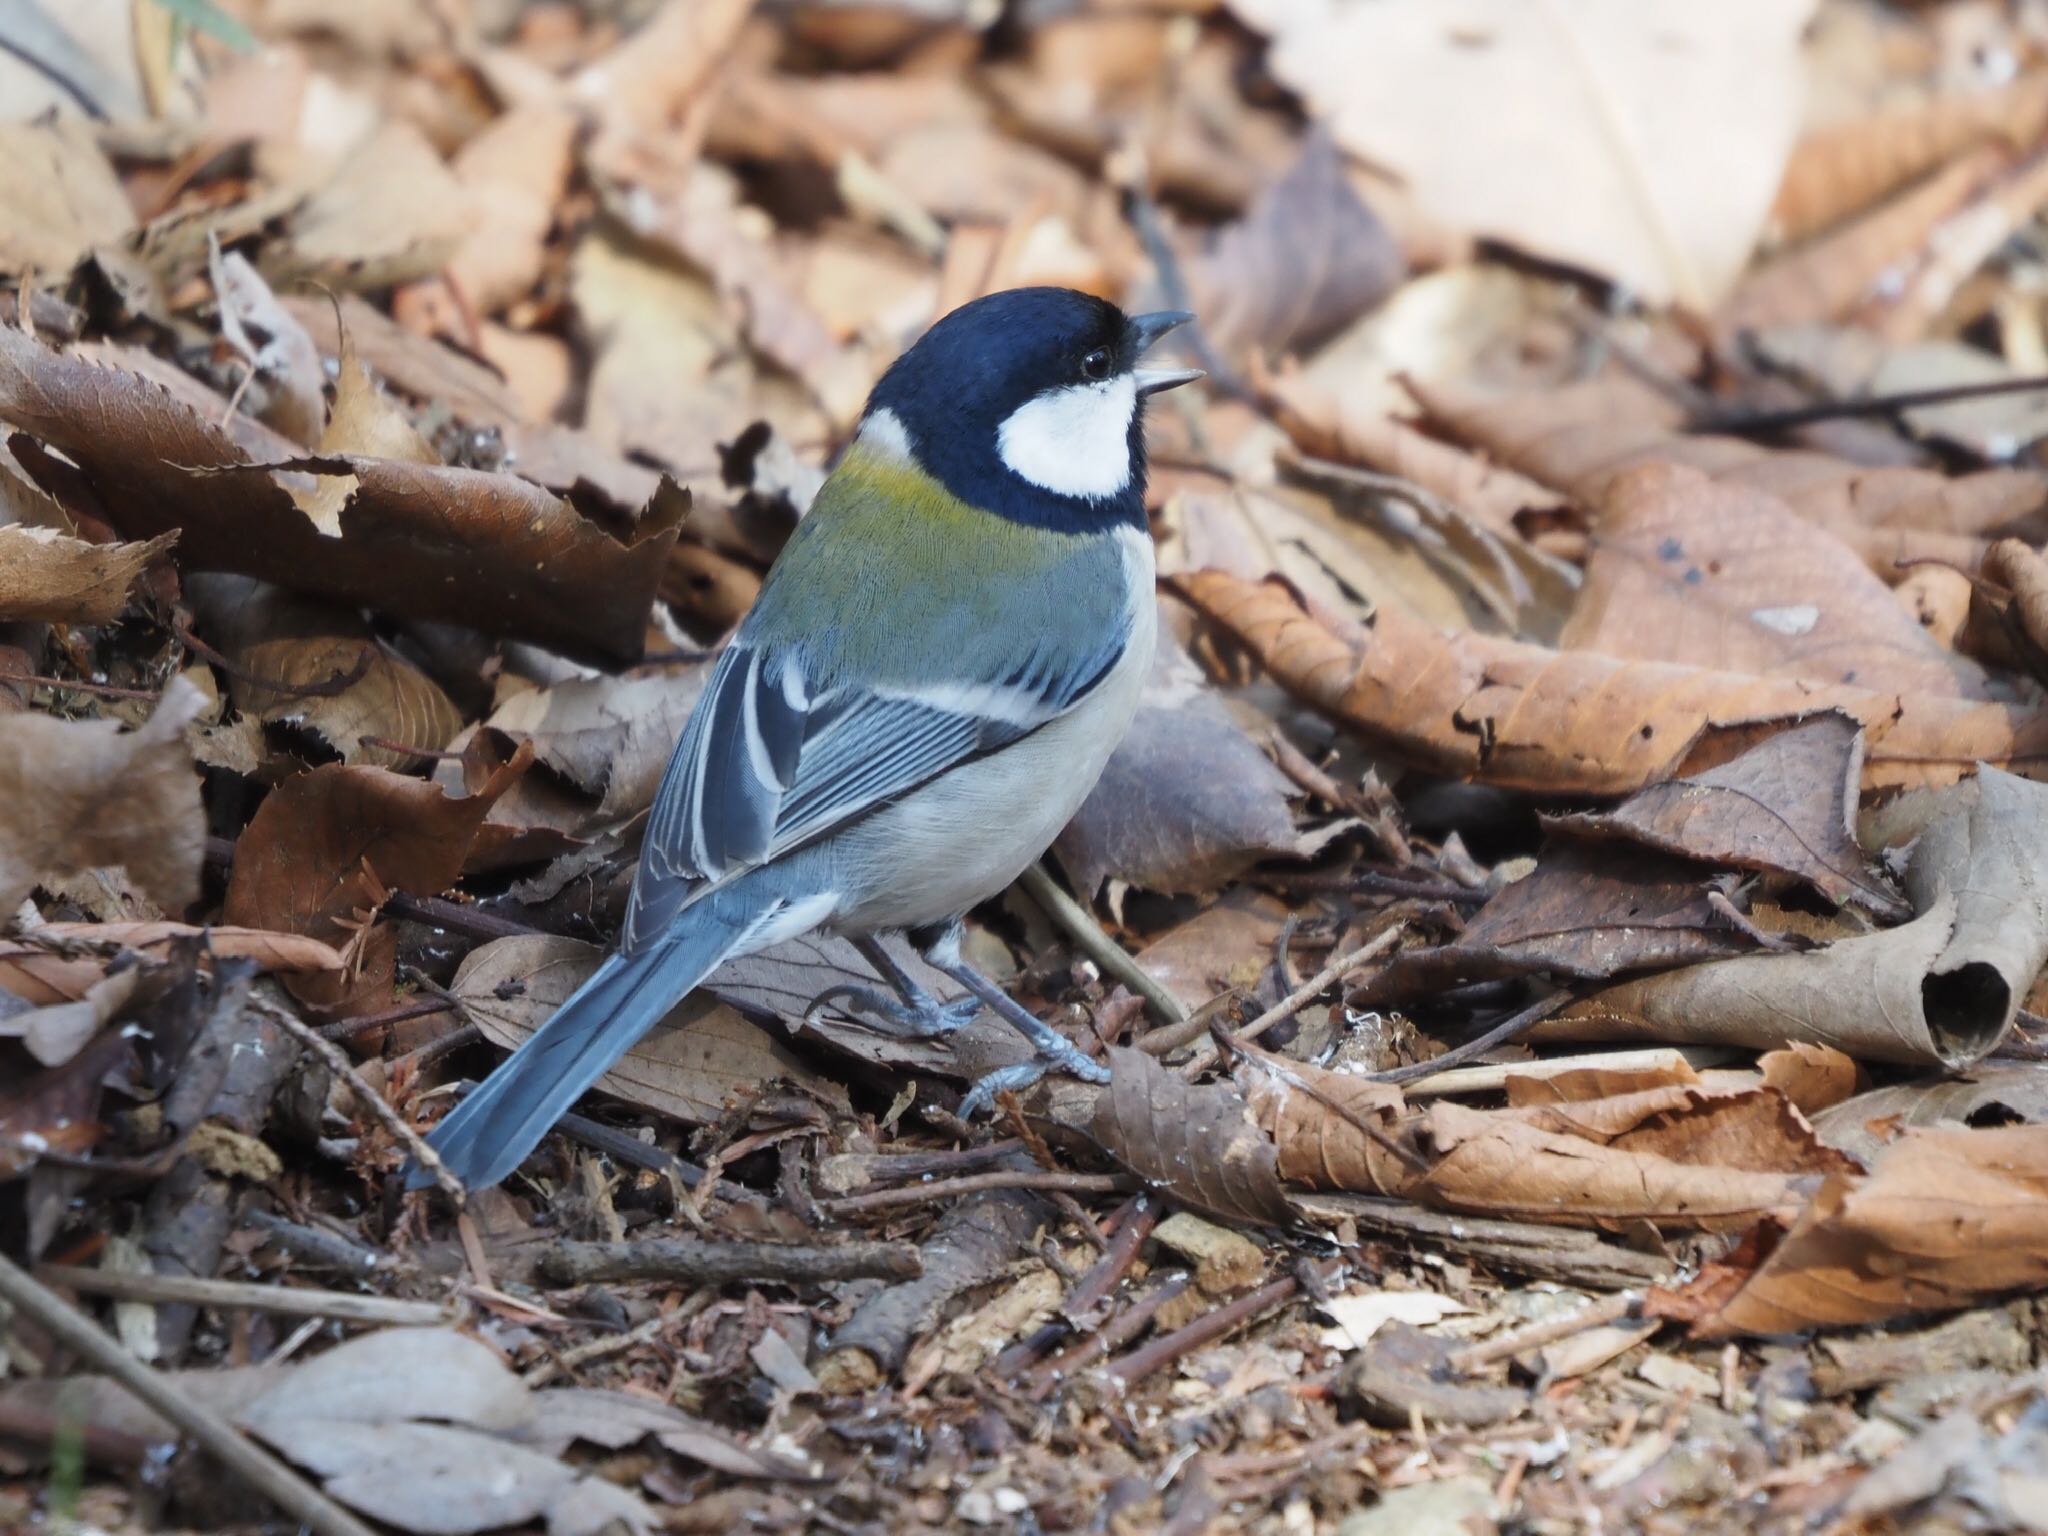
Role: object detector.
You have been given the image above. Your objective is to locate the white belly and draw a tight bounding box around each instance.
[828,538,1156,934]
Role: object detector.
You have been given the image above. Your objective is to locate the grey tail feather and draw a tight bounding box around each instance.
[409,921,740,1192]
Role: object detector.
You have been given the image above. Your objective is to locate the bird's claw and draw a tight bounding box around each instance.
[958,1040,1111,1118]
[805,983,982,1039]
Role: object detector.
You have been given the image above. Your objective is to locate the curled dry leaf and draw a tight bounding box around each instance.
[1811,1064,2048,1164]
[1090,1046,1295,1229]
[208,242,325,447]
[1676,1126,2048,1337]
[1056,628,1310,897]
[452,935,826,1126]
[0,966,138,1067]
[1967,537,2048,682]
[189,575,462,770]
[0,524,173,625]
[1565,463,1992,701]
[0,923,342,1007]
[0,326,689,663]
[1190,129,1405,361]
[1173,568,2048,794]
[1548,713,1908,917]
[222,748,531,1015]
[445,105,579,317]
[482,669,708,826]
[0,677,206,917]
[1558,768,2048,1069]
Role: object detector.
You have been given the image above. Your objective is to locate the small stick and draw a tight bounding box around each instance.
[1176,926,1406,1078]
[536,1237,922,1287]
[35,1265,448,1326]
[247,993,465,1203]
[1368,992,1570,1086]
[1020,862,1186,1025]
[0,1254,381,1536]
[0,671,165,701]
[821,1169,1133,1217]
[1689,370,2048,435]
[318,995,454,1041]
[205,838,543,945]
[1447,1290,1641,1374]
[241,1211,386,1275]
[523,1314,669,1388]
[1022,1273,1192,1399]
[1103,1261,1341,1391]
[997,1193,1160,1379]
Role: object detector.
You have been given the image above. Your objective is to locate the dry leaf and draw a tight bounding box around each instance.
[0,966,138,1067]
[482,669,708,825]
[1091,1046,1295,1228]
[0,678,205,917]
[0,117,134,275]
[1547,713,1907,917]
[1056,628,1309,897]
[1174,568,2048,794]
[445,106,579,317]
[208,242,325,447]
[274,120,473,290]
[0,325,689,663]
[452,935,826,1126]
[1232,0,1814,306]
[1812,1064,2048,1164]
[0,524,172,625]
[0,923,341,1008]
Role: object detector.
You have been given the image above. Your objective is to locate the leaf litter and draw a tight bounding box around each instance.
[18,3,2048,1535]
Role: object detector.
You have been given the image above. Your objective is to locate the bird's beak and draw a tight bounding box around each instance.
[1126,309,1204,396]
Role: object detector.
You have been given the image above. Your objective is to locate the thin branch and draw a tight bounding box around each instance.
[821,1169,1133,1217]
[35,1265,449,1327]
[1175,925,1406,1079]
[1367,992,1570,1087]
[1020,862,1185,1025]
[1688,370,2048,436]
[0,1253,381,1536]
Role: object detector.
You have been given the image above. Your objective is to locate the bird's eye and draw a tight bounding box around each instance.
[1079,348,1113,381]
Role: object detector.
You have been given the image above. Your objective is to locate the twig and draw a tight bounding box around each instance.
[176,621,373,700]
[1020,862,1186,1025]
[997,1193,1160,1379]
[1367,992,1570,1086]
[1022,1273,1191,1399]
[536,1237,922,1287]
[1103,1260,1342,1392]
[242,1211,386,1275]
[317,995,454,1040]
[0,670,165,701]
[35,1265,449,1327]
[524,1314,669,1388]
[1122,180,1247,402]
[821,1169,1133,1217]
[246,991,465,1203]
[1688,370,2048,436]
[1176,926,1406,1078]
[1447,1290,1643,1374]
[0,1253,381,1536]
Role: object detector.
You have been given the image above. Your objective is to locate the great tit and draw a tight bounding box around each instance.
[417,286,1202,1191]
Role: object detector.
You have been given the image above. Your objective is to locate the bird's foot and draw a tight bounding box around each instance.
[959,1044,1111,1118]
[805,983,983,1040]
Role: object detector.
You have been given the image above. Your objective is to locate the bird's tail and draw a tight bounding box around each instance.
[412,918,743,1192]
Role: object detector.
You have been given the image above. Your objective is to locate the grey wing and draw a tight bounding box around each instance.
[621,637,1127,951]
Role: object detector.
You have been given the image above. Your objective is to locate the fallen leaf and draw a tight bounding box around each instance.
[273,120,473,291]
[0,117,134,275]
[208,241,325,447]
[0,678,205,917]
[0,924,342,1008]
[445,105,579,317]
[1173,569,2048,794]
[1547,713,1908,917]
[1232,0,1815,306]
[1056,627,1309,897]
[1318,1289,1469,1351]
[0,1023,134,1177]
[1191,130,1404,360]
[1563,463,1993,701]
[451,934,827,1126]
[1091,1046,1296,1229]
[482,669,708,825]
[0,325,690,663]
[0,965,137,1067]
[1811,1064,2048,1164]
[0,524,173,625]
[516,1387,817,1479]
[222,751,530,1014]
[288,321,440,537]
[1129,890,1291,1016]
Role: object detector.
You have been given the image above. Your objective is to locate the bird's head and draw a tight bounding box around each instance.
[857,287,1201,531]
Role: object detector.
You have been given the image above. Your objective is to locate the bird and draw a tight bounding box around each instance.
[414,286,1202,1191]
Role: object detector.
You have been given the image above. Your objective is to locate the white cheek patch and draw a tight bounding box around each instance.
[996,374,1138,500]
[857,406,916,462]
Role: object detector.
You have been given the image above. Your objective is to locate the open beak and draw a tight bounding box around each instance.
[1126,309,1204,397]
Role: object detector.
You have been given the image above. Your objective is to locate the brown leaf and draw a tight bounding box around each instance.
[0,118,134,275]
[1091,1046,1295,1228]
[208,242,325,447]
[0,1023,134,1178]
[1758,1042,1862,1118]
[0,325,689,663]
[1548,713,1908,917]
[445,106,579,317]
[1173,568,2048,794]
[222,750,529,1014]
[0,677,205,917]
[482,669,708,826]
[289,323,439,536]
[0,524,173,625]
[0,966,138,1067]
[1686,1126,2048,1336]
[1057,628,1308,897]
[1811,1063,2048,1165]
[0,924,341,1007]
[1967,537,2048,682]
[1564,463,1992,700]
[1769,72,2048,243]
[189,575,462,771]
[1191,130,1404,360]
[1130,890,1291,1016]
[452,935,827,1126]
[272,120,472,291]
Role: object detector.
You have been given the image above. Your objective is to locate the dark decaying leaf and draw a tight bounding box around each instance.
[1091,1046,1296,1228]
[1192,129,1404,359]
[0,326,687,662]
[1057,629,1309,896]
[1549,713,1907,918]
[0,1023,135,1177]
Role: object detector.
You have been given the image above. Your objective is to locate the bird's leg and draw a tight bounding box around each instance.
[804,935,983,1039]
[911,920,1112,1116]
